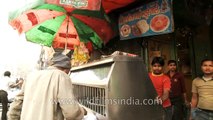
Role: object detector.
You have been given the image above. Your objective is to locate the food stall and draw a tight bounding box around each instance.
[70,55,164,120]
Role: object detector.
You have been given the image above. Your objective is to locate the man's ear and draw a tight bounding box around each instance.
[63,68,70,74]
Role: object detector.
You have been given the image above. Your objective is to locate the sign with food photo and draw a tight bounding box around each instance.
[118,0,174,40]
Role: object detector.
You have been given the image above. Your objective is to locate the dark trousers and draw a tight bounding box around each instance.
[164,106,173,120]
[170,96,184,120]
[195,108,213,120]
[0,90,8,120]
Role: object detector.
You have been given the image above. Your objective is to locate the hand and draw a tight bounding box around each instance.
[9,83,18,88]
[83,107,87,115]
[184,101,190,108]
[156,96,163,105]
[189,116,193,120]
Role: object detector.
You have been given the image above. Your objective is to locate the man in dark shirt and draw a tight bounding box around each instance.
[167,60,189,120]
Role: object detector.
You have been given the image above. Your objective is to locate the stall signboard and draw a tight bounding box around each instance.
[118,0,174,40]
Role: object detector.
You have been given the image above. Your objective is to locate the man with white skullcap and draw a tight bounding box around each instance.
[7,52,87,120]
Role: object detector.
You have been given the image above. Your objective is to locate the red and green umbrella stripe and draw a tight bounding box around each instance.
[72,14,114,44]
[26,15,66,47]
[26,14,103,48]
[71,16,103,48]
[34,4,108,21]
[34,4,66,12]
[10,3,114,50]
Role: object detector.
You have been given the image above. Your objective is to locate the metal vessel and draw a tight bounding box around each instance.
[70,55,164,120]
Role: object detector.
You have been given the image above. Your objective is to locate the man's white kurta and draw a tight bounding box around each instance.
[12,66,84,120]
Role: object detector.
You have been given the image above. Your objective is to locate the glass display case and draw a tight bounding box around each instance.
[70,55,164,120]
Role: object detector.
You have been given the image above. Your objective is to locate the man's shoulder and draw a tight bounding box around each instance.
[192,77,203,84]
[161,74,170,79]
[33,68,66,76]
[193,77,203,81]
[162,74,170,83]
[27,68,70,81]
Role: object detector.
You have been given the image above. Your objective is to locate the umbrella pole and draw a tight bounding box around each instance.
[65,17,69,50]
[97,49,105,55]
[88,39,106,55]
[38,45,45,70]
[63,17,69,55]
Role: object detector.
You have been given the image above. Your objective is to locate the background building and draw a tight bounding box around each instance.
[98,0,213,100]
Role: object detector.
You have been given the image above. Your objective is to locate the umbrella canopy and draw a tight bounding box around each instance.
[9,4,114,50]
[45,0,136,13]
[45,0,102,11]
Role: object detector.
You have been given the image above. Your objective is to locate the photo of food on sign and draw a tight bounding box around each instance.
[136,20,149,34]
[150,14,170,32]
[131,20,149,36]
[120,24,131,37]
[131,24,141,36]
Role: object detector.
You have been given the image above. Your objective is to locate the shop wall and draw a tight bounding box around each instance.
[110,39,143,56]
[211,22,213,57]
[103,37,143,56]
[172,28,194,100]
[90,37,144,62]
[147,39,173,72]
[181,24,213,100]
[193,25,213,76]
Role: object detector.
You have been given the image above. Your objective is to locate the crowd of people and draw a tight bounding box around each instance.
[0,71,24,120]
[149,57,213,120]
[0,52,212,120]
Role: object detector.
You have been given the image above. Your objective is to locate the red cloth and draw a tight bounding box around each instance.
[167,72,186,98]
[149,73,171,108]
[102,0,136,13]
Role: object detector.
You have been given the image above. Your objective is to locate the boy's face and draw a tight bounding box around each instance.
[201,60,213,75]
[152,63,163,75]
[168,63,177,72]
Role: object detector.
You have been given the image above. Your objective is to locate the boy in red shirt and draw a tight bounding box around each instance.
[149,57,172,120]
